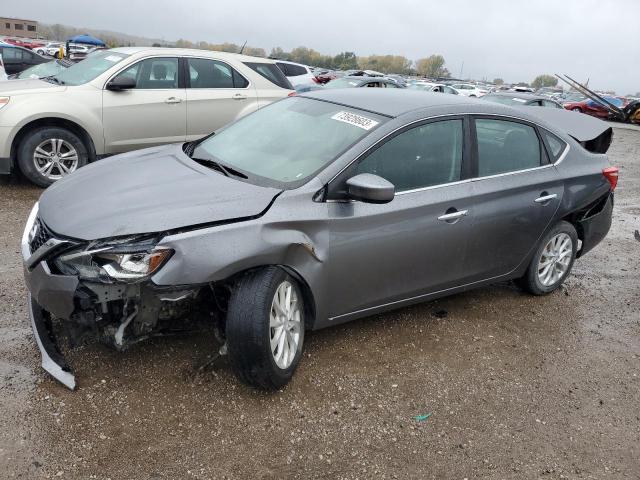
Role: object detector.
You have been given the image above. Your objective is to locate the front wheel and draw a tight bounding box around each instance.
[226,267,306,390]
[17,127,88,187]
[572,107,582,113]
[517,221,578,295]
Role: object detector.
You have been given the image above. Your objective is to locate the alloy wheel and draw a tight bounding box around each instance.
[269,281,302,370]
[537,233,573,287]
[33,138,79,181]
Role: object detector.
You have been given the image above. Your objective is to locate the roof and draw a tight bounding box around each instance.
[301,88,477,117]
[109,47,273,63]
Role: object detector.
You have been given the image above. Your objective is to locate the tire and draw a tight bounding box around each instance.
[572,107,582,113]
[226,267,306,390]
[17,127,88,187]
[517,221,578,295]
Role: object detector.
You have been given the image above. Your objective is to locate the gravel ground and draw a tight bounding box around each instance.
[1,127,639,480]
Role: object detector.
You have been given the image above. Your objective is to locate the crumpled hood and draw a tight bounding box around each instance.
[38,144,282,240]
[0,78,65,95]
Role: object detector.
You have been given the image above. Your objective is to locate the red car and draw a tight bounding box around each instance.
[2,37,45,49]
[564,96,627,119]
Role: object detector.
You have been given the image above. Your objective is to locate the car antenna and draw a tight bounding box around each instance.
[239,40,247,55]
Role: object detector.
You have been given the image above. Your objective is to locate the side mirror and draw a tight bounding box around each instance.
[106,76,136,91]
[346,173,395,204]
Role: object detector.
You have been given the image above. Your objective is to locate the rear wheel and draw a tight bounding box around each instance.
[517,221,578,295]
[572,107,582,113]
[226,267,305,390]
[17,127,88,187]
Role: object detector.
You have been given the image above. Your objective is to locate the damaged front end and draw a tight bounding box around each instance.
[22,203,220,390]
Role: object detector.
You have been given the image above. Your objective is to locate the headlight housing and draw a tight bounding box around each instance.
[54,238,173,283]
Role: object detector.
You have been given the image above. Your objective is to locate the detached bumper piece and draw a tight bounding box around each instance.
[28,294,76,390]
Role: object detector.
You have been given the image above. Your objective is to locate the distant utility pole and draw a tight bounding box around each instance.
[459,61,464,79]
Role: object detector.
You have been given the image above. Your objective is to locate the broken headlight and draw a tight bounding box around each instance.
[54,239,173,283]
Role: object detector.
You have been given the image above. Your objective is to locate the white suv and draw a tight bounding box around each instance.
[0,47,294,186]
[275,60,316,86]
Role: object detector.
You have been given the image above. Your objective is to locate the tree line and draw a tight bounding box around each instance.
[37,24,563,87]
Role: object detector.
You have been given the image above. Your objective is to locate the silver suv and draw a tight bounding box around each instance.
[0,47,293,186]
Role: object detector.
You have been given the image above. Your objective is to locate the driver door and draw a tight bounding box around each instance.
[326,117,473,319]
[102,56,186,153]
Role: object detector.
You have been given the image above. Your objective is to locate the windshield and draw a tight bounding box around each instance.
[17,60,67,79]
[192,97,385,186]
[324,78,361,89]
[49,50,129,86]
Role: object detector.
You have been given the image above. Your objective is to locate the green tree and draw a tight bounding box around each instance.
[415,55,447,78]
[531,74,558,90]
[493,78,504,85]
[332,51,358,70]
[269,47,288,60]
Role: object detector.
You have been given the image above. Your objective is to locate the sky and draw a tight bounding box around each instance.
[4,0,639,94]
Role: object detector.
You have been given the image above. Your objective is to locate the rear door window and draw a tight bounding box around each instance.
[187,58,248,88]
[474,118,542,176]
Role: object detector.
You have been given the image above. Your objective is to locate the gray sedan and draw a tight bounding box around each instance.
[22,90,616,390]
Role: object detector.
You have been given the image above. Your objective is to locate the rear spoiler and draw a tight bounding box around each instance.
[526,107,613,154]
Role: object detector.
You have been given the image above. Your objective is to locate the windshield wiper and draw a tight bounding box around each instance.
[192,157,230,177]
[43,76,65,85]
[191,156,248,179]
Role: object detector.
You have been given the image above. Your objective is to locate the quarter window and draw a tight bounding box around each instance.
[286,64,308,76]
[356,119,464,191]
[115,57,179,89]
[541,130,566,160]
[475,119,542,176]
[188,58,248,88]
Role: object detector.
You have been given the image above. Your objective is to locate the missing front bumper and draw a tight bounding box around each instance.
[28,293,76,390]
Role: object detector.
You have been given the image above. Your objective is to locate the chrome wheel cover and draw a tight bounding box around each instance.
[270,281,302,370]
[537,233,573,287]
[33,138,79,181]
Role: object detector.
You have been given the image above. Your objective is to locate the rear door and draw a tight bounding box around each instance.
[327,117,473,318]
[185,57,258,140]
[464,116,564,281]
[102,56,186,153]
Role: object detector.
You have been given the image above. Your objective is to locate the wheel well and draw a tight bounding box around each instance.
[220,265,318,330]
[11,118,97,164]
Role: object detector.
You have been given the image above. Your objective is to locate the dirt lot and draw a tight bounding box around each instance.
[1,127,639,480]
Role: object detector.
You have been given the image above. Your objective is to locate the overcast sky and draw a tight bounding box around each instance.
[5,0,639,94]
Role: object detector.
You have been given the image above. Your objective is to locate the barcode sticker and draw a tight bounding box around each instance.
[331,111,379,130]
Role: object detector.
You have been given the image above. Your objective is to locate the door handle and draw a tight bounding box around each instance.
[438,209,468,222]
[534,193,558,204]
[232,94,248,100]
[165,97,182,104]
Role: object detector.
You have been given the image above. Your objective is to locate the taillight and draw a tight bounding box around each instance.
[287,91,297,97]
[312,77,319,83]
[602,166,619,191]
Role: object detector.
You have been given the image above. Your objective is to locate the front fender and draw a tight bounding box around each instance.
[0,88,103,157]
[152,189,330,326]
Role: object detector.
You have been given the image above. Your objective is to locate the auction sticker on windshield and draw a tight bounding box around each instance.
[331,111,379,130]
[104,55,125,62]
